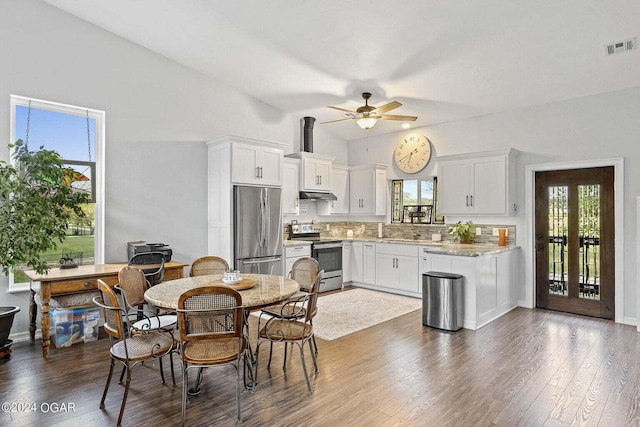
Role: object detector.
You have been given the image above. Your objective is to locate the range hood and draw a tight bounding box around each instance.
[299,191,337,201]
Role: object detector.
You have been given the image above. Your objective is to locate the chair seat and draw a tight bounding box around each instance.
[259,319,313,341]
[182,337,246,365]
[110,332,173,362]
[132,314,177,331]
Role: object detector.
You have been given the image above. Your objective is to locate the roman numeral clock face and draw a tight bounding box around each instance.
[393,133,432,174]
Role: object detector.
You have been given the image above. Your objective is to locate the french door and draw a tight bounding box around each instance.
[534,167,614,319]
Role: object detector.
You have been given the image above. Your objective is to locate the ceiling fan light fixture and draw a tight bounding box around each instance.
[357,117,377,130]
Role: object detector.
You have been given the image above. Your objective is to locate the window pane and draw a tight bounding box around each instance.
[421,179,434,205]
[578,184,600,300]
[548,186,568,297]
[403,179,418,205]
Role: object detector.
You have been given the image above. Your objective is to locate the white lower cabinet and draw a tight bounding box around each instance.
[375,243,420,294]
[351,242,363,283]
[342,242,352,283]
[418,246,518,330]
[284,244,311,277]
[362,242,376,284]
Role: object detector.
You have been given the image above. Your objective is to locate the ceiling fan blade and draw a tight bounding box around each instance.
[378,114,418,121]
[320,118,354,124]
[372,101,402,114]
[327,105,357,113]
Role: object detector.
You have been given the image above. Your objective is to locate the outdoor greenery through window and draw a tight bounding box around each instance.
[9,96,104,288]
[391,177,442,223]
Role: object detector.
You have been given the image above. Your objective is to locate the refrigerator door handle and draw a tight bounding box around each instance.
[240,257,282,265]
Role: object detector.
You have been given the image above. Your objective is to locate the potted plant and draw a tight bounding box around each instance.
[0,140,89,347]
[0,139,89,275]
[448,220,475,244]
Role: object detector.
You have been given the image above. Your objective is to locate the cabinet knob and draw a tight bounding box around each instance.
[84,282,93,288]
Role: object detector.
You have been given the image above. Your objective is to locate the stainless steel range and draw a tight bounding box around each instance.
[288,223,343,292]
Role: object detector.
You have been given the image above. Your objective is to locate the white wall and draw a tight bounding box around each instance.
[0,0,346,338]
[348,87,640,325]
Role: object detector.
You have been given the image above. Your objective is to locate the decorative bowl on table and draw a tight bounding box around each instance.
[223,270,242,285]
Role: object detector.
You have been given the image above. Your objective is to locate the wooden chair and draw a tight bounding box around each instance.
[116,266,177,385]
[176,285,246,425]
[93,280,174,427]
[128,251,165,287]
[189,256,229,277]
[261,257,321,358]
[254,270,321,394]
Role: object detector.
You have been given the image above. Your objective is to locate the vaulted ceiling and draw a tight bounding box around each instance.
[43,0,640,141]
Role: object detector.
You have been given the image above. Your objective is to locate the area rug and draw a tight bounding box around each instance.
[253,288,422,341]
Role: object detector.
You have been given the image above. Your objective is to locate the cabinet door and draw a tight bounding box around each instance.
[232,143,260,184]
[363,243,376,284]
[302,158,332,191]
[438,161,470,214]
[258,147,283,186]
[282,161,300,214]
[332,168,350,213]
[375,253,397,288]
[349,169,374,213]
[396,256,420,293]
[351,242,363,282]
[470,157,506,215]
[342,243,352,282]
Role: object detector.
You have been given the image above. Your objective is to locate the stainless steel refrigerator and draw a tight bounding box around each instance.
[233,186,283,276]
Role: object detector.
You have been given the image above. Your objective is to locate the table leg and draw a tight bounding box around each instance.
[29,289,37,342]
[242,310,258,390]
[40,284,51,358]
[188,368,204,396]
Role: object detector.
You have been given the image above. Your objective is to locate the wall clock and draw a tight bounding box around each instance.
[393,133,432,174]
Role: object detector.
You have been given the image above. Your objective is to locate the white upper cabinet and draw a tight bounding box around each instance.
[285,152,335,192]
[349,164,388,215]
[282,158,300,215]
[317,165,349,215]
[231,141,284,186]
[437,149,517,216]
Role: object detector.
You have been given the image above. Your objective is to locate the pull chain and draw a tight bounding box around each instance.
[86,109,92,162]
[25,99,32,149]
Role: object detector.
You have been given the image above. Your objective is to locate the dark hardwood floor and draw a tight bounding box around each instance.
[2,301,640,426]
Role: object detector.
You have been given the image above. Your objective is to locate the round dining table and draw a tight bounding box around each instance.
[144,273,299,392]
[144,273,299,311]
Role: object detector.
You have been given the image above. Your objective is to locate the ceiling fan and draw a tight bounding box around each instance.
[321,92,418,130]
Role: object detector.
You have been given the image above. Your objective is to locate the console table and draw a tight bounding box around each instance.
[24,261,187,358]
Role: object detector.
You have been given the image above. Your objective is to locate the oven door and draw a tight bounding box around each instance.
[312,242,343,292]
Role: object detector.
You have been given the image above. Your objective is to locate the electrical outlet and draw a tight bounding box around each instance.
[492,228,499,236]
[475,227,482,236]
[326,224,330,231]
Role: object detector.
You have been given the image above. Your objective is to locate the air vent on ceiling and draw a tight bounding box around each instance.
[605,37,636,55]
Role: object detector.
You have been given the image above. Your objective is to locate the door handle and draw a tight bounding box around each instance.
[470,195,473,206]
[466,195,469,206]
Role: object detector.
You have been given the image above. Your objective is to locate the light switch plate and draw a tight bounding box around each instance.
[475,227,482,235]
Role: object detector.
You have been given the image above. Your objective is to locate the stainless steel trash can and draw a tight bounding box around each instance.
[423,271,464,331]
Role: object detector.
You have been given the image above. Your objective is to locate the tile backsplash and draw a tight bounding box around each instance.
[315,221,516,245]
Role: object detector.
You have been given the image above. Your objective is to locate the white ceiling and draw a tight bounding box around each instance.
[43,0,640,141]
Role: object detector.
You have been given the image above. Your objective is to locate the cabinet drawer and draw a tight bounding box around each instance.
[285,245,311,258]
[51,276,118,295]
[376,243,418,257]
[162,268,183,281]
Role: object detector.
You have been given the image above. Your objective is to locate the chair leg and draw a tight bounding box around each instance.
[282,342,288,371]
[181,366,188,427]
[118,365,126,384]
[309,338,319,374]
[235,359,242,423]
[117,364,132,427]
[170,352,176,387]
[312,333,319,355]
[100,358,115,409]
[267,341,273,368]
[159,356,166,384]
[297,342,313,395]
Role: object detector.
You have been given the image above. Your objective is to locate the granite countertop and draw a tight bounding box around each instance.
[283,240,312,247]
[338,237,519,256]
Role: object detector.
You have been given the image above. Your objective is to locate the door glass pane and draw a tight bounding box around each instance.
[578,184,601,300]
[548,186,568,296]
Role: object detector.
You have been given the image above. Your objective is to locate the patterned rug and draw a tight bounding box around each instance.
[251,288,423,341]
[311,288,422,341]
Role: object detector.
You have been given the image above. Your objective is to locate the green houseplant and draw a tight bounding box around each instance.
[0,140,89,276]
[448,220,475,244]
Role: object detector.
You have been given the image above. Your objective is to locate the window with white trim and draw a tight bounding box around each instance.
[8,95,105,292]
